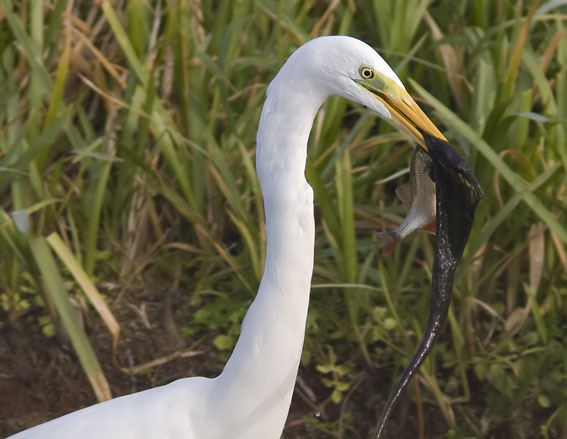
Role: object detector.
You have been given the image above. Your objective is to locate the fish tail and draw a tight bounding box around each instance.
[376,231,400,256]
[420,219,436,234]
[372,255,455,439]
[372,304,447,439]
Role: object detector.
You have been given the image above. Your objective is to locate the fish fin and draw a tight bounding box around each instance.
[420,219,436,234]
[377,231,400,256]
[395,182,411,205]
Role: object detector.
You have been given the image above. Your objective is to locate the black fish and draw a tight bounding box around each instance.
[373,132,483,438]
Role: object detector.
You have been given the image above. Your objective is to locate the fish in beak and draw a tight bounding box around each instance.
[373,132,483,439]
[356,73,442,250]
[376,146,436,256]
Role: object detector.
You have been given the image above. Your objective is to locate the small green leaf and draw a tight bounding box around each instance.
[42,321,56,337]
[384,317,397,330]
[331,389,343,404]
[537,394,551,408]
[321,377,334,388]
[213,334,236,351]
[474,362,487,381]
[335,364,350,377]
[316,364,334,374]
[372,306,387,321]
[335,380,350,392]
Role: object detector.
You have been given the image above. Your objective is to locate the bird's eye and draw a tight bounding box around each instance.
[360,66,374,79]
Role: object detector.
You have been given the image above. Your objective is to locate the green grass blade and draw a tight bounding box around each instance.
[463,163,561,268]
[29,236,112,402]
[47,232,121,348]
[0,0,52,92]
[411,79,567,243]
[101,0,147,87]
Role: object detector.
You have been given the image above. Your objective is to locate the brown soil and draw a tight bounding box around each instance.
[4,287,553,439]
[0,287,354,439]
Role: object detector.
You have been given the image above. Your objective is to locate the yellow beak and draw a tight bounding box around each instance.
[355,74,446,150]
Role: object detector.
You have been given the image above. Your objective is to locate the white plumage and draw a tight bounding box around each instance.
[11,36,437,439]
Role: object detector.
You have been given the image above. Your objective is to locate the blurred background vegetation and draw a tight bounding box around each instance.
[0,0,566,437]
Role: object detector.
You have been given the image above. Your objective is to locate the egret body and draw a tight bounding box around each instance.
[11,36,443,439]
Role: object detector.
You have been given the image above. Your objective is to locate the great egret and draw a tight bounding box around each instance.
[11,35,445,439]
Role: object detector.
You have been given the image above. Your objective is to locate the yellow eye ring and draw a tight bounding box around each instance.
[360,66,374,79]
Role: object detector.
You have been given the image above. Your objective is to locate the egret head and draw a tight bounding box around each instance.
[272,36,444,150]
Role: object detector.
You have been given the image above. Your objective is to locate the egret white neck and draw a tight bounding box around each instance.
[209,69,323,438]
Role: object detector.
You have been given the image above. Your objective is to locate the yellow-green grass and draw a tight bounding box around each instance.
[0,0,565,437]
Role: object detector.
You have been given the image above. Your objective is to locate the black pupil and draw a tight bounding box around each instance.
[364,69,371,77]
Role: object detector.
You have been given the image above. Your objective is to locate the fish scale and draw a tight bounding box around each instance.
[377,146,436,255]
